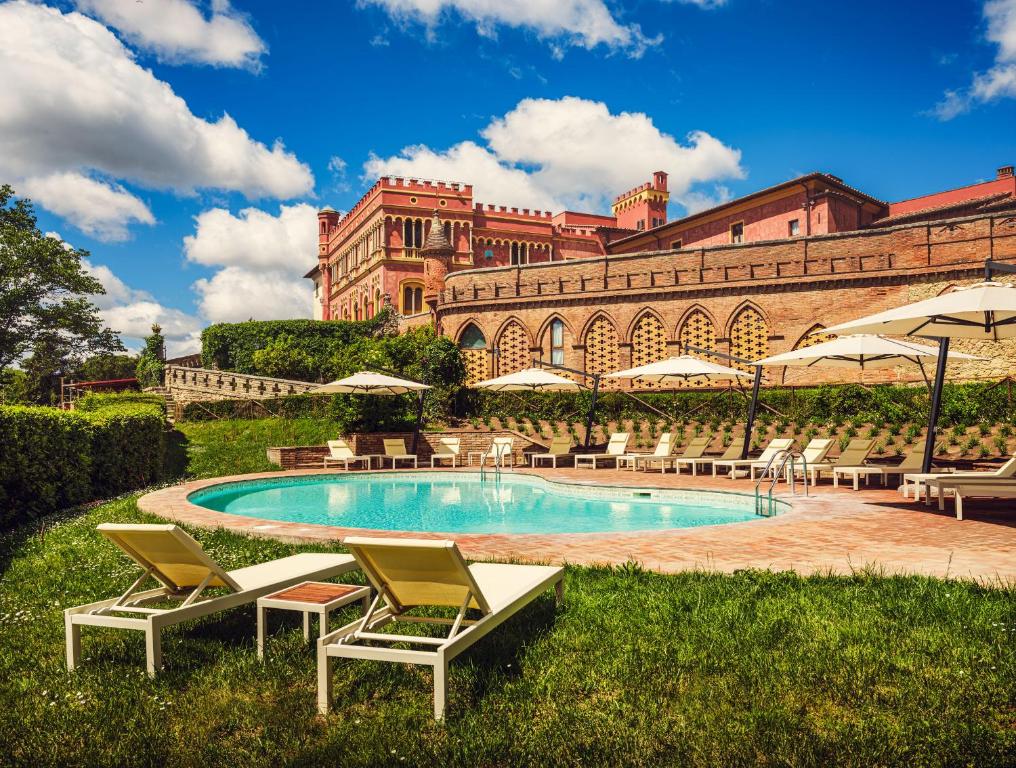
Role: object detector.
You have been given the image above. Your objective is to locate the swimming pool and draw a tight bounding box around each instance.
[188,472,782,534]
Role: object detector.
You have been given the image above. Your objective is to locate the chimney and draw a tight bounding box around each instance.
[997,165,1014,180]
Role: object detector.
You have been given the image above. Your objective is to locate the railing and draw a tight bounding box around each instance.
[164,366,318,401]
[754,449,807,516]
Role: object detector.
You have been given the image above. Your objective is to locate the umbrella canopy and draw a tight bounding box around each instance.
[753,334,982,369]
[605,355,753,382]
[823,282,1016,340]
[472,367,581,392]
[311,371,430,395]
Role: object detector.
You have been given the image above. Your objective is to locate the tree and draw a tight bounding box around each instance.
[0,184,124,373]
[76,354,138,382]
[135,324,165,389]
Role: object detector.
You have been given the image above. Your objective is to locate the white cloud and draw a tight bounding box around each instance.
[361,0,659,57]
[184,203,319,323]
[193,267,314,323]
[365,96,744,215]
[669,0,728,8]
[933,0,1016,118]
[0,1,312,238]
[75,0,267,70]
[21,172,154,242]
[81,259,203,355]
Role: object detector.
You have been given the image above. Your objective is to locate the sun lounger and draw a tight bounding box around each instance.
[772,438,834,485]
[669,435,717,475]
[574,433,630,469]
[317,537,564,719]
[383,438,418,468]
[800,438,874,488]
[620,432,674,472]
[700,442,746,476]
[713,438,794,479]
[529,435,574,467]
[430,437,461,468]
[323,439,379,470]
[832,440,928,492]
[930,479,1016,520]
[65,524,356,677]
[921,456,1016,509]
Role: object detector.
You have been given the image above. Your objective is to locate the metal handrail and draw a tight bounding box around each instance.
[753,449,808,516]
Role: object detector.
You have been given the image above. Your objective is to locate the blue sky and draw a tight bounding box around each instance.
[1,0,1014,354]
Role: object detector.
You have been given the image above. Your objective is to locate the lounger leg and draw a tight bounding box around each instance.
[65,614,81,671]
[854,474,859,491]
[303,611,311,643]
[833,473,839,489]
[317,646,333,715]
[555,578,565,606]
[433,654,448,720]
[257,604,267,659]
[956,492,963,521]
[145,623,162,678]
[938,489,946,511]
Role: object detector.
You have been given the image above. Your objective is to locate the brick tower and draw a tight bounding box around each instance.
[611,171,670,232]
[421,211,454,323]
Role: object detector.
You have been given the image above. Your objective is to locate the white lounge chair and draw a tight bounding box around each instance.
[574,433,630,469]
[430,437,461,468]
[383,438,418,468]
[833,440,928,492]
[529,435,574,468]
[713,438,794,479]
[775,438,834,485]
[922,456,1016,511]
[933,480,1016,520]
[65,524,356,677]
[809,438,876,488]
[624,432,676,473]
[317,537,564,719]
[700,442,746,476]
[323,439,378,470]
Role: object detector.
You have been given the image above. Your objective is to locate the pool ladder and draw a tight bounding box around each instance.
[478,443,508,480]
[754,449,808,516]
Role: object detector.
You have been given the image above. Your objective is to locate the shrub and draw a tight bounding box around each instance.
[250,335,317,381]
[0,395,164,528]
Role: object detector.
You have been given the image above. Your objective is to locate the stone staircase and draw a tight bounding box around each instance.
[144,386,178,424]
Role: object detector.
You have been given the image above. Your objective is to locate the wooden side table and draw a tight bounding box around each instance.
[257,581,370,659]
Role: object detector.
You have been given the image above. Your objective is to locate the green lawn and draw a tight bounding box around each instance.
[0,419,1013,766]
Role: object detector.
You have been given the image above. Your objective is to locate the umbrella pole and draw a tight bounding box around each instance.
[584,374,601,449]
[742,366,762,460]
[922,337,949,473]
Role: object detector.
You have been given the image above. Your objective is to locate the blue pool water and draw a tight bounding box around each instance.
[188,472,774,534]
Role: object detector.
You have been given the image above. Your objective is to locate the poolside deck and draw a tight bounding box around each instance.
[139,467,1016,583]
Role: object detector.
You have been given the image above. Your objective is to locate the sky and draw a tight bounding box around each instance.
[1,0,1014,356]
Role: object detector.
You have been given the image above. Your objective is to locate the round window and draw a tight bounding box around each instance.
[410,196,418,204]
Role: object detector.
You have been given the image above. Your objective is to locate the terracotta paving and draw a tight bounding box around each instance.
[137,466,1016,583]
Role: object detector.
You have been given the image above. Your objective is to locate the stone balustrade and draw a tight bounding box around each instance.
[164,366,318,403]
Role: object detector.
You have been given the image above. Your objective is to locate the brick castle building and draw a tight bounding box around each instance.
[308,165,1016,387]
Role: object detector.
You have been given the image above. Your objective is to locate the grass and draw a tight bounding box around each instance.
[1,418,1014,765]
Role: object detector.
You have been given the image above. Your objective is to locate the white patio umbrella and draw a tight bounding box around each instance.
[604,355,754,383]
[823,279,1016,472]
[472,367,581,392]
[753,334,981,370]
[311,371,430,395]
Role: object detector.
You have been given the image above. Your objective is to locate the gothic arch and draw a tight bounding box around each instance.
[724,300,772,338]
[535,313,577,344]
[625,307,667,342]
[582,312,621,390]
[728,302,771,371]
[494,318,532,376]
[793,324,836,350]
[629,310,669,390]
[457,321,489,385]
[579,310,620,342]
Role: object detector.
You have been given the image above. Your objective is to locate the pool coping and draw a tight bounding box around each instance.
[139,467,802,545]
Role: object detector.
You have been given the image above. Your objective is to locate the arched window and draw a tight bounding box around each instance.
[584,315,620,390]
[729,305,770,371]
[630,313,667,389]
[458,324,487,385]
[549,319,565,365]
[414,219,423,249]
[401,281,425,315]
[510,243,519,265]
[496,320,530,376]
[444,222,452,243]
[374,289,381,316]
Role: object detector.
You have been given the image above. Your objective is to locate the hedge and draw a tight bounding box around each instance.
[0,396,165,528]
[200,314,392,379]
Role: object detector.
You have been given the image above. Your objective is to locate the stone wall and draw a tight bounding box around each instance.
[164,365,317,404]
[437,210,1016,387]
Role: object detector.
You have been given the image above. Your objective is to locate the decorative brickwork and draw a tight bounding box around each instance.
[729,305,770,372]
[677,309,717,387]
[585,315,620,390]
[631,313,667,389]
[461,348,487,385]
[496,320,530,376]
[793,324,836,350]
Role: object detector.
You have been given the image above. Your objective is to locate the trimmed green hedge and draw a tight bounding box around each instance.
[201,314,392,379]
[0,396,165,528]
